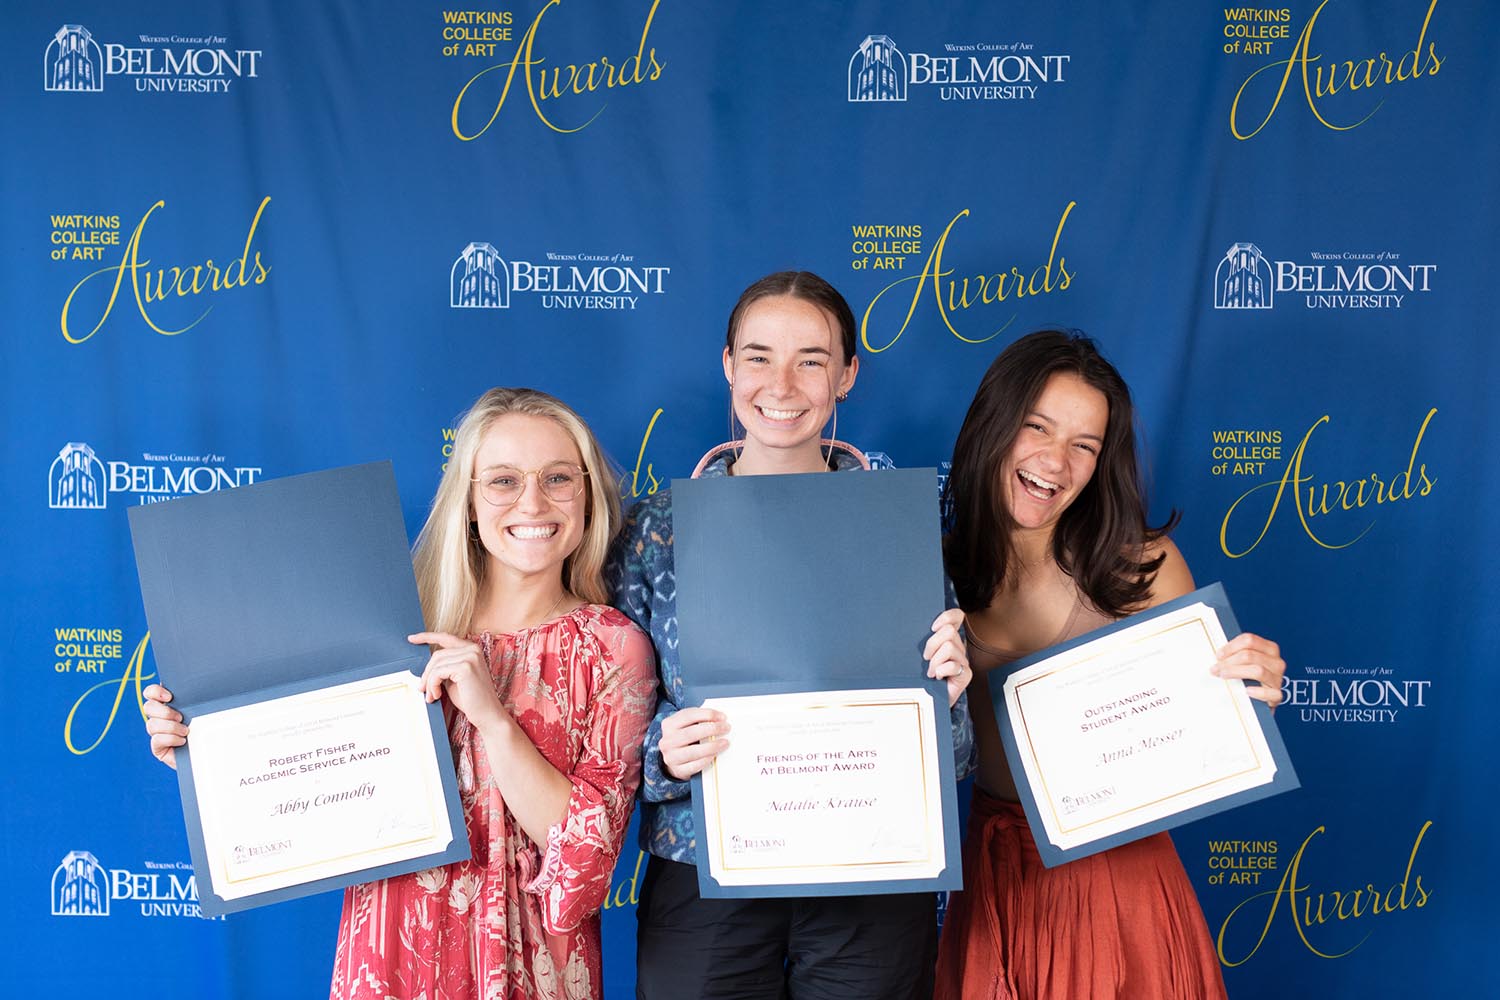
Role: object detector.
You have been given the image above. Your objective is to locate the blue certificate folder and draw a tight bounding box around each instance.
[995,583,1300,868]
[673,468,962,898]
[127,462,468,916]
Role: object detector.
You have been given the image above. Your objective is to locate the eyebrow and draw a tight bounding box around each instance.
[474,460,580,473]
[738,341,833,357]
[1028,410,1104,443]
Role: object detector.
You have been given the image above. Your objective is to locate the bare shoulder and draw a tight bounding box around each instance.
[1143,536,1195,607]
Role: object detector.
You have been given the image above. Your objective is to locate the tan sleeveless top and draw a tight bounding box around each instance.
[967,590,1114,799]
[966,593,1113,667]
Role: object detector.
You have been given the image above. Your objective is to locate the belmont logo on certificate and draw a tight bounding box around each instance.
[997,583,1299,867]
[699,688,946,886]
[673,468,964,898]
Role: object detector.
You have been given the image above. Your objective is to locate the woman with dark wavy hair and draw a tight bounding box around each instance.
[933,330,1286,1000]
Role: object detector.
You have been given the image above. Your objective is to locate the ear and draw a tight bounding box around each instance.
[838,354,860,395]
[722,345,735,387]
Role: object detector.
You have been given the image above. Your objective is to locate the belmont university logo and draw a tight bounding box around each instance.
[848,34,1069,103]
[48,442,263,509]
[1213,241,1436,311]
[450,241,670,312]
[44,24,262,94]
[51,850,212,919]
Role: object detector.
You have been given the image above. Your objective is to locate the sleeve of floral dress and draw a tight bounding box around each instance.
[523,617,658,934]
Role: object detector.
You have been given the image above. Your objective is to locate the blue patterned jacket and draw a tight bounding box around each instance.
[605,441,977,863]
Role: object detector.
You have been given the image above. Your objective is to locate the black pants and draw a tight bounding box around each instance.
[635,856,937,1000]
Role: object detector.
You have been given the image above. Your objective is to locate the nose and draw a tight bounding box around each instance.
[770,361,795,395]
[1037,438,1067,472]
[514,472,550,513]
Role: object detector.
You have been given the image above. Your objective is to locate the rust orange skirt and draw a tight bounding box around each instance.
[935,790,1228,1000]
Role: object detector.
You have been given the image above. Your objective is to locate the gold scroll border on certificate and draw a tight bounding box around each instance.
[197,673,447,892]
[709,697,935,873]
[1011,614,1267,839]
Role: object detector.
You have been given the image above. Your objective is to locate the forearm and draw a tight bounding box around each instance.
[473,715,574,848]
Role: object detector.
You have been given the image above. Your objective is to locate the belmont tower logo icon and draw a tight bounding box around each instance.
[1214,243,1274,309]
[49,443,107,509]
[452,243,509,308]
[849,36,907,102]
[53,851,109,916]
[45,25,104,92]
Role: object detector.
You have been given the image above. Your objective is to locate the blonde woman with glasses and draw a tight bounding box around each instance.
[144,387,657,1000]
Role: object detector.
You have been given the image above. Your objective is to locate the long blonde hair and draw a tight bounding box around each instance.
[412,388,621,633]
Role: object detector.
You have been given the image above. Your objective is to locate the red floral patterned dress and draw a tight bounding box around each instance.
[329,604,656,1000]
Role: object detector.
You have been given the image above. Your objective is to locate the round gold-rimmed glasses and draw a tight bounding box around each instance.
[471,463,588,506]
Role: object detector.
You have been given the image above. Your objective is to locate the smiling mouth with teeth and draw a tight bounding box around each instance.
[507,525,559,539]
[1018,469,1061,500]
[757,405,808,422]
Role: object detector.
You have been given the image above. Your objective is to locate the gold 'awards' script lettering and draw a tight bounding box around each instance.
[1217,822,1433,965]
[860,202,1076,354]
[1219,408,1436,558]
[61,198,272,344]
[452,0,666,138]
[1230,0,1444,140]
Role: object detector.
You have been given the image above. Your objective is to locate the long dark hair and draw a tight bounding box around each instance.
[942,329,1177,617]
[724,271,857,363]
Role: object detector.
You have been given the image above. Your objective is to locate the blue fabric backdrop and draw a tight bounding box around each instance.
[5,1,1494,995]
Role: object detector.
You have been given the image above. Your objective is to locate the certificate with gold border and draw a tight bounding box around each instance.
[697,688,946,887]
[187,670,455,901]
[996,583,1299,866]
